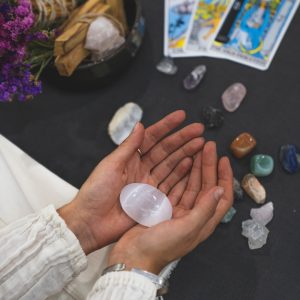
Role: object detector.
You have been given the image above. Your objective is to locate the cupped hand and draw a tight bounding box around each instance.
[107,142,233,274]
[58,111,205,254]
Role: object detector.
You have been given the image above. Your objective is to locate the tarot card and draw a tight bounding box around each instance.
[164,0,196,57]
[185,0,234,55]
[210,0,300,70]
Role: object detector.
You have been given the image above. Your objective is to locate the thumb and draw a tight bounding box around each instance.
[112,122,145,165]
[190,186,224,228]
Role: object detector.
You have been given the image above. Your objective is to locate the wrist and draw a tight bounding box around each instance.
[57,202,97,255]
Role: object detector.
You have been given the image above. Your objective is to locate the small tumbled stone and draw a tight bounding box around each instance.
[200,106,224,129]
[250,154,274,177]
[221,207,236,223]
[156,57,178,75]
[250,202,274,226]
[242,174,266,204]
[279,144,300,174]
[242,219,269,250]
[183,65,206,90]
[222,82,247,112]
[233,178,243,201]
[230,132,256,158]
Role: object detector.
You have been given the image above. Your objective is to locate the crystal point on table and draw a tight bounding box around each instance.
[230,132,256,158]
[108,102,143,145]
[201,106,224,129]
[233,178,243,201]
[183,65,206,90]
[120,183,173,227]
[221,207,236,223]
[242,174,266,204]
[250,154,274,177]
[279,144,300,174]
[156,57,178,75]
[222,82,247,112]
[242,219,269,250]
[250,202,274,226]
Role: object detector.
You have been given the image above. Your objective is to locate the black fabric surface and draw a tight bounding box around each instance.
[1,1,300,299]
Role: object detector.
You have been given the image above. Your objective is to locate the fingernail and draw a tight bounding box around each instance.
[214,187,224,201]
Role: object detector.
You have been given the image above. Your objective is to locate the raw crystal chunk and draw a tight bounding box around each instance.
[221,207,236,223]
[222,82,247,112]
[242,174,266,204]
[279,144,300,174]
[250,202,274,226]
[108,102,143,145]
[242,219,269,250]
[183,65,206,90]
[156,57,178,75]
[201,106,224,129]
[120,183,173,227]
[230,132,256,158]
[250,154,274,177]
[233,178,243,201]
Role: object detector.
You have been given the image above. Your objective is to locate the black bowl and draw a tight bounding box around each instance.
[46,0,145,89]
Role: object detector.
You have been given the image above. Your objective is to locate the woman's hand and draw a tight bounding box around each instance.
[58,111,205,254]
[107,142,233,274]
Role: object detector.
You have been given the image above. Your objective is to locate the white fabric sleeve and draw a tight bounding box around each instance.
[87,271,157,300]
[0,205,87,300]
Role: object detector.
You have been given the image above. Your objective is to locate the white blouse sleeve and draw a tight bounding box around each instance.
[0,205,87,300]
[87,271,157,300]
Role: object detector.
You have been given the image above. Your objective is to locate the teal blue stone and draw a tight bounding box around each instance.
[250,155,274,177]
[221,207,236,224]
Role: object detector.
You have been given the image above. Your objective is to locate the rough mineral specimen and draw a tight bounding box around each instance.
[120,183,173,227]
[250,202,274,226]
[221,207,236,223]
[156,57,178,75]
[230,132,256,158]
[250,154,274,177]
[279,144,300,174]
[242,174,266,204]
[200,106,224,129]
[108,102,143,145]
[242,219,269,250]
[222,82,247,112]
[183,65,206,90]
[233,178,243,201]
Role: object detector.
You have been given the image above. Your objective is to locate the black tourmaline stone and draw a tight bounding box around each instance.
[201,106,224,128]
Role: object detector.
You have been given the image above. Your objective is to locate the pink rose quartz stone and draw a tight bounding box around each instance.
[222,83,247,112]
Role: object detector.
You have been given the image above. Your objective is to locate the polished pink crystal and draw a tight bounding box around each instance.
[222,82,247,112]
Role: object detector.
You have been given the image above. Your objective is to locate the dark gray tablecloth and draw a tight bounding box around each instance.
[1,1,300,299]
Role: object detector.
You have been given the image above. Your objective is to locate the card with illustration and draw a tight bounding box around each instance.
[164,0,196,56]
[185,0,233,55]
[210,0,300,70]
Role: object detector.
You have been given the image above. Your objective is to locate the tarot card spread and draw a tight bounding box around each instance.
[211,0,300,70]
[185,0,233,56]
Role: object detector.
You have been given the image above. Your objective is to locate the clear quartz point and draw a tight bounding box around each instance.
[120,183,173,227]
[156,57,178,75]
[183,65,206,90]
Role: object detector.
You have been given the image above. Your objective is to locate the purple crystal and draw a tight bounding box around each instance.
[183,65,206,90]
[222,82,247,112]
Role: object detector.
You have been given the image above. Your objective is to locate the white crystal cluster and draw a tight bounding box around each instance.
[108,102,143,145]
[120,183,173,227]
[242,202,273,250]
[85,16,125,61]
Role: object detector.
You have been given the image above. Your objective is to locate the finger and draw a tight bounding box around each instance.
[167,175,189,206]
[189,186,224,229]
[178,152,202,209]
[158,157,193,195]
[197,157,234,236]
[201,141,218,192]
[109,122,145,167]
[151,138,204,184]
[140,110,186,154]
[142,123,204,169]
